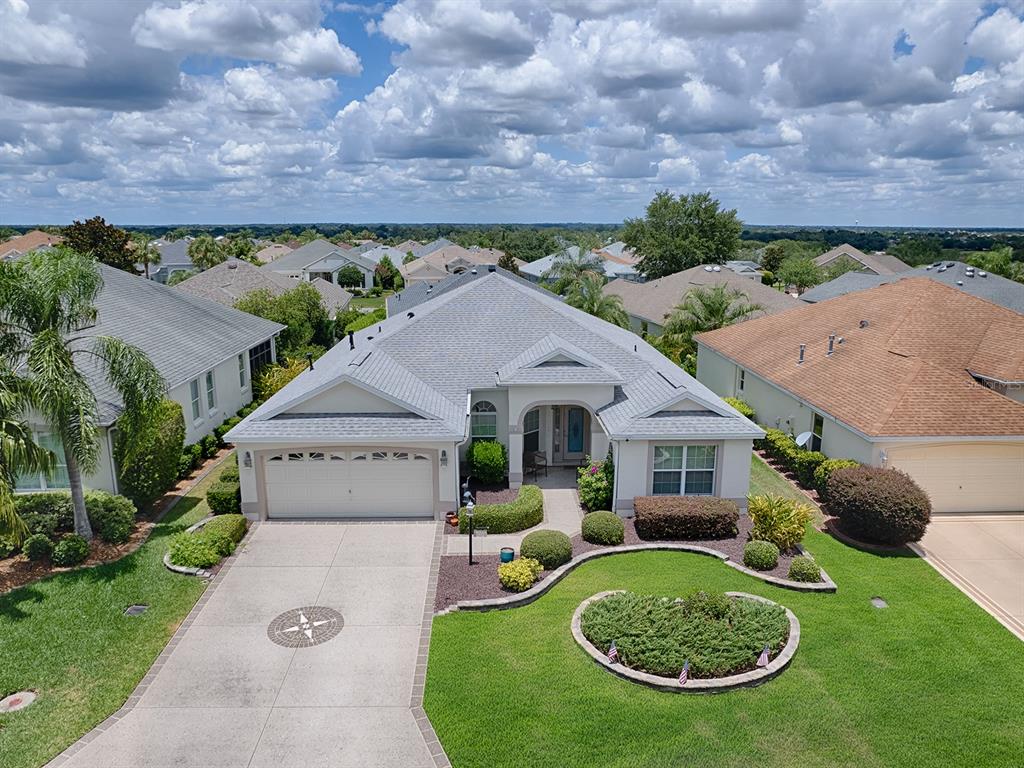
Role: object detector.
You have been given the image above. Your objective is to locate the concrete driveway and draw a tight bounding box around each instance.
[53,522,448,768]
[914,515,1024,641]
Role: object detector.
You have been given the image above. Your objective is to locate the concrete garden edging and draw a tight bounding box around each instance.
[571,590,800,693]
[162,515,216,577]
[439,541,835,615]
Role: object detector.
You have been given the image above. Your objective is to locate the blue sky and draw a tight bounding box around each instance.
[0,0,1022,227]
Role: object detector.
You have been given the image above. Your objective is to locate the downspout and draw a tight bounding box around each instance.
[612,438,622,517]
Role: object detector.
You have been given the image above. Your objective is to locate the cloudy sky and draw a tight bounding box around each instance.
[1,0,1022,226]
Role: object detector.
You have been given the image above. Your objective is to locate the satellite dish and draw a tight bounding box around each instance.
[795,431,813,448]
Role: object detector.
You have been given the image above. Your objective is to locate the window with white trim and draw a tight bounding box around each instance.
[471,401,497,441]
[652,445,716,496]
[238,353,247,388]
[205,371,217,412]
[523,408,540,452]
[811,413,824,453]
[15,431,70,491]
[737,369,745,393]
[189,379,202,421]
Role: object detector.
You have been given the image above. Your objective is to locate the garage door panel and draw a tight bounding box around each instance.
[888,443,1024,514]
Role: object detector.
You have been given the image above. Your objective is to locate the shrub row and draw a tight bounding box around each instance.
[723,397,756,421]
[168,514,248,569]
[14,490,137,544]
[178,401,258,481]
[207,480,241,515]
[459,484,543,534]
[633,496,739,541]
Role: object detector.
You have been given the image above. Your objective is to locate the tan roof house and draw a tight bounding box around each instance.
[0,230,63,260]
[814,243,910,275]
[253,243,294,264]
[695,277,1024,513]
[399,244,523,285]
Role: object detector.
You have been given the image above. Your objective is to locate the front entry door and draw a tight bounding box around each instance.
[554,406,587,464]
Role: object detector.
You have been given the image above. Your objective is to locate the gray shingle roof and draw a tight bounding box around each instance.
[153,238,193,267]
[800,261,1024,315]
[813,244,910,275]
[386,265,553,315]
[262,239,376,273]
[229,272,760,443]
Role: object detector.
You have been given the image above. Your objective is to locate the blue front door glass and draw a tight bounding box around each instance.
[567,407,585,453]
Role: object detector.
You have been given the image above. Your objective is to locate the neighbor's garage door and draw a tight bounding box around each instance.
[887,442,1024,514]
[263,449,433,519]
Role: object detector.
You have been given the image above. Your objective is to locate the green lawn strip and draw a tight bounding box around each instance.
[750,453,819,511]
[0,471,221,768]
[349,296,384,310]
[425,527,1024,768]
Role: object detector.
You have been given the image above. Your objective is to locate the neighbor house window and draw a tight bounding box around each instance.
[238,353,247,388]
[471,401,497,441]
[16,432,70,491]
[248,340,273,375]
[738,369,745,393]
[190,378,202,421]
[205,371,217,412]
[524,408,540,452]
[811,413,824,452]
[652,445,717,496]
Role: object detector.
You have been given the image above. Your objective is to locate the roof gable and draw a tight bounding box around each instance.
[496,334,624,385]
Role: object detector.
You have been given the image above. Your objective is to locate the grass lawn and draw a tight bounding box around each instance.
[425,467,1024,767]
[0,470,220,768]
[349,295,385,310]
[750,453,818,510]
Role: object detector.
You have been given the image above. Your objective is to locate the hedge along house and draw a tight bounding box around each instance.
[695,277,1024,514]
[15,265,284,495]
[226,271,762,521]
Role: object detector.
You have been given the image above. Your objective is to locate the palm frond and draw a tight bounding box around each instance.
[89,335,165,442]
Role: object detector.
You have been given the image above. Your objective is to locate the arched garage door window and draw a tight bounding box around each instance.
[471,401,497,442]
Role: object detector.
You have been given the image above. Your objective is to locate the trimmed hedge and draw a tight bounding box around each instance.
[743,540,779,571]
[792,450,827,488]
[520,529,572,569]
[115,399,186,507]
[206,481,241,515]
[747,493,812,551]
[459,485,543,534]
[467,440,507,485]
[200,433,219,459]
[633,496,739,541]
[828,465,931,545]
[202,513,248,544]
[15,493,73,538]
[219,457,240,483]
[179,443,203,479]
[581,511,625,545]
[788,556,822,583]
[814,458,860,499]
[23,533,53,561]
[168,532,221,568]
[723,397,756,421]
[214,417,242,446]
[14,491,136,544]
[53,534,90,567]
[497,557,543,592]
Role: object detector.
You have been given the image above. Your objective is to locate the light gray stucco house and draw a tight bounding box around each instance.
[227,271,762,521]
[262,239,379,289]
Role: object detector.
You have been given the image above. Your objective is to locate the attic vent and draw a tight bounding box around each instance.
[227,262,238,270]
[712,265,721,272]
[979,271,988,278]
[537,360,584,368]
[426,285,432,293]
[487,265,496,272]
[471,268,478,274]
[406,312,414,319]
[798,344,806,364]
[859,319,869,329]
[703,266,713,272]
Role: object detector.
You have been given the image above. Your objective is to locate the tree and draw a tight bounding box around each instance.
[623,191,742,279]
[403,251,417,265]
[63,216,134,272]
[543,241,605,294]
[164,227,191,241]
[114,399,185,507]
[497,251,520,275]
[965,246,1024,283]
[132,232,162,279]
[297,228,321,244]
[167,269,197,286]
[374,256,398,290]
[0,248,164,539]
[336,264,364,288]
[778,257,823,294]
[661,283,763,361]
[761,243,785,274]
[224,235,255,262]
[823,255,864,282]
[565,273,628,327]
[890,236,942,267]
[188,234,225,271]
[0,372,54,542]
[234,283,333,358]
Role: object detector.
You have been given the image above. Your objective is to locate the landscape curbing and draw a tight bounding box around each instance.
[440,541,836,615]
[570,590,801,693]
[161,515,217,577]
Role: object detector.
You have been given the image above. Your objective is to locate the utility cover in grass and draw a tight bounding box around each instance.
[580,590,789,678]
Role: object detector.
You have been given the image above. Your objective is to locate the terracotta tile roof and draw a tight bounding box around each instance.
[0,230,63,259]
[814,243,910,275]
[696,277,1024,437]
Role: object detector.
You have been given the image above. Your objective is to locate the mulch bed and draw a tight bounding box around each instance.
[434,516,804,613]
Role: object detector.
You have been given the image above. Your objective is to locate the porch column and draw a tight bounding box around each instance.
[508,427,524,489]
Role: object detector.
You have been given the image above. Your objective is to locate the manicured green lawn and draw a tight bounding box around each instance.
[0,471,219,768]
[349,296,385,310]
[750,453,818,510]
[425,477,1024,766]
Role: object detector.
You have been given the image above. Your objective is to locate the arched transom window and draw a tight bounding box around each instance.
[471,401,497,441]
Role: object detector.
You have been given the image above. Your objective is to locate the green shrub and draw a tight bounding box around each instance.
[15,493,73,537]
[633,496,739,540]
[792,450,827,488]
[201,529,236,558]
[85,491,137,544]
[723,397,756,421]
[52,534,90,567]
[497,557,543,592]
[760,269,775,286]
[747,493,813,551]
[178,443,203,479]
[581,511,624,545]
[23,533,53,561]
[458,485,543,534]
[219,462,240,482]
[467,440,507,484]
[202,514,247,544]
[345,307,386,333]
[577,454,613,511]
[743,540,780,571]
[214,416,242,446]
[114,399,185,507]
[200,433,219,459]
[0,535,18,558]
[828,465,931,545]
[679,589,731,620]
[788,556,822,583]
[762,429,798,469]
[813,458,860,499]
[520,529,572,569]
[206,481,241,515]
[168,532,221,568]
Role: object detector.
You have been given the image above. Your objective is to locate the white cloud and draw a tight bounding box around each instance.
[0,0,88,67]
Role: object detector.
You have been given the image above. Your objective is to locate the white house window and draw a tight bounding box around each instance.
[652,445,717,496]
[205,371,217,412]
[15,432,70,491]
[811,413,824,452]
[189,379,202,421]
[471,401,497,441]
[524,408,540,452]
[738,369,745,393]
[238,353,247,388]
[248,340,273,375]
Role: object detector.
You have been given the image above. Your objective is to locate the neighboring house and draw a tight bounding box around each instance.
[227,271,761,521]
[359,244,414,266]
[386,264,556,315]
[393,239,422,254]
[799,260,1024,315]
[814,243,910,275]
[399,243,522,285]
[253,243,294,264]
[521,245,643,284]
[410,238,454,257]
[16,265,283,496]
[0,230,63,260]
[262,239,377,289]
[603,264,803,335]
[696,277,1024,514]
[174,259,352,317]
[725,260,763,279]
[150,238,195,283]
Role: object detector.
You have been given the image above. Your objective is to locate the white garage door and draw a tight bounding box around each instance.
[263,449,434,519]
[887,443,1024,514]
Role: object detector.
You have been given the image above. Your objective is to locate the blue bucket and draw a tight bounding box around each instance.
[499,547,515,563]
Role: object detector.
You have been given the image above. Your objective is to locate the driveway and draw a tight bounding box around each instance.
[54,522,448,768]
[914,515,1024,641]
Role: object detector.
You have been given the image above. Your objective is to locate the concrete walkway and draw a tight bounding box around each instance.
[913,515,1024,641]
[54,522,448,768]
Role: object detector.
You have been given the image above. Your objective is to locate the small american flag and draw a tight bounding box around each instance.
[607,641,618,663]
[756,644,770,668]
[678,660,689,686]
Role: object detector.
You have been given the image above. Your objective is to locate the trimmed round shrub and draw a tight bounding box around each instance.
[206,481,241,515]
[52,534,90,567]
[743,540,779,571]
[788,556,822,583]
[520,529,572,569]
[23,533,53,562]
[723,397,755,421]
[497,557,543,592]
[168,532,221,568]
[581,511,624,545]
[459,485,542,534]
[467,440,507,485]
[828,466,931,545]
[577,454,613,511]
[747,494,813,551]
[114,398,186,507]
[813,458,860,500]
[633,496,739,541]
[202,529,236,558]
[0,535,18,559]
[85,491,137,544]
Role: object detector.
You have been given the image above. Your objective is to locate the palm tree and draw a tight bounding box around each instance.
[132,233,162,279]
[0,372,53,542]
[0,248,165,539]
[661,283,763,358]
[187,234,224,272]
[543,240,606,294]
[565,273,629,328]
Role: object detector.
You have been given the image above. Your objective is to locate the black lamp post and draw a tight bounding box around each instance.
[463,489,476,566]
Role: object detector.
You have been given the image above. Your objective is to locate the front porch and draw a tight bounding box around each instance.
[508,403,607,489]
